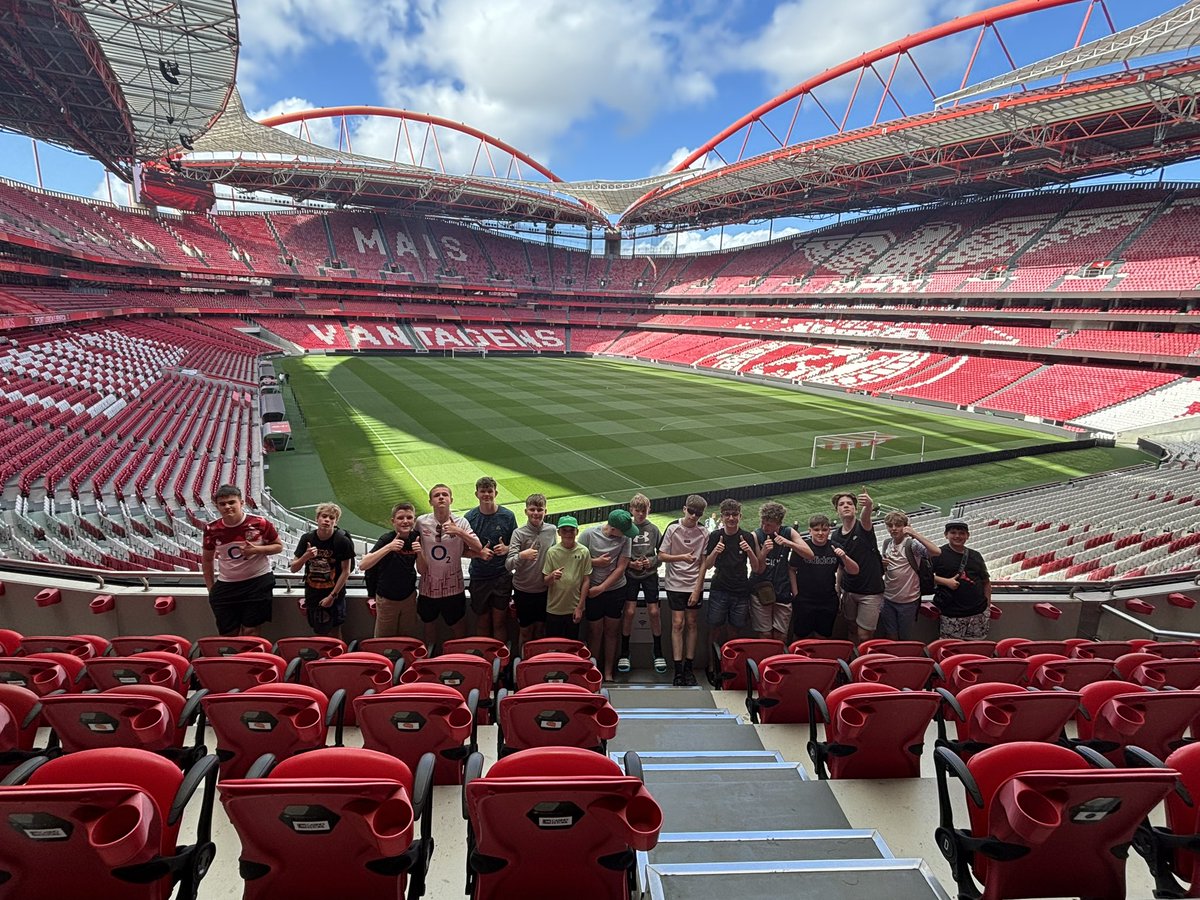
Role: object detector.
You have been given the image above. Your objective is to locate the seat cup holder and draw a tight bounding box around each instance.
[977,703,1013,737]
[622,793,664,850]
[1104,700,1145,735]
[997,780,1061,844]
[131,705,169,745]
[593,705,620,731]
[368,795,415,855]
[89,795,153,867]
[836,703,867,739]
[32,667,62,690]
[291,706,323,741]
[254,667,279,684]
[446,705,474,732]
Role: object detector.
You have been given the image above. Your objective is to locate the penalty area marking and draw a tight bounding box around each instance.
[547,438,640,488]
[324,376,429,494]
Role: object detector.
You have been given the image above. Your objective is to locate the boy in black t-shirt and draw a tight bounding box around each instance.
[932,518,992,640]
[691,498,760,664]
[830,490,885,644]
[789,514,858,639]
[291,502,356,639]
[361,501,425,639]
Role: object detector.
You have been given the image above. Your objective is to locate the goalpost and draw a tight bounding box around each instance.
[811,430,925,470]
[447,347,488,359]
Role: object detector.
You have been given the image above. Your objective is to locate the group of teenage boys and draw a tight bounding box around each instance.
[202,478,993,677]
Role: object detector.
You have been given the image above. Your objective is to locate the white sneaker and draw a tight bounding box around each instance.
[653,656,667,674]
[616,656,631,674]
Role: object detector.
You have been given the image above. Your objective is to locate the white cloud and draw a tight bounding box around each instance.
[247,97,339,151]
[91,174,134,207]
[653,146,710,177]
[639,224,802,255]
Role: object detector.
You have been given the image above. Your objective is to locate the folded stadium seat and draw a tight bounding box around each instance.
[934,741,1176,900]
[109,635,192,657]
[1071,640,1137,660]
[399,653,500,725]
[40,684,207,769]
[194,635,273,657]
[201,683,345,779]
[518,637,591,660]
[745,655,840,724]
[0,630,22,655]
[496,684,619,757]
[1025,655,1115,692]
[355,636,428,668]
[927,639,997,663]
[218,747,435,900]
[789,638,856,661]
[846,653,937,691]
[192,652,298,694]
[0,746,218,900]
[1127,657,1200,691]
[0,652,89,695]
[355,683,477,785]
[935,683,1082,761]
[462,746,662,899]
[857,639,927,657]
[934,654,1027,694]
[85,652,192,696]
[1112,651,1166,681]
[18,634,110,659]
[806,683,941,779]
[273,636,348,684]
[442,636,510,668]
[1134,742,1200,898]
[1145,641,1200,659]
[512,652,603,693]
[1068,681,1200,763]
[709,638,786,690]
[306,652,401,727]
[996,638,1088,659]
[0,684,55,777]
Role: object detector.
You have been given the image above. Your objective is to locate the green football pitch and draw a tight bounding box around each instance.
[264,355,1146,534]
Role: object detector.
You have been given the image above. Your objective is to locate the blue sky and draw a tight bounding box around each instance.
[0,0,1193,251]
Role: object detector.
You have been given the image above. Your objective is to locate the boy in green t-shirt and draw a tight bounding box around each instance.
[542,516,593,640]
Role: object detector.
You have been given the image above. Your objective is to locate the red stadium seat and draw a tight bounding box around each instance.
[935,741,1176,900]
[927,639,997,663]
[745,655,840,724]
[1025,655,1114,691]
[518,637,591,660]
[512,652,602,693]
[1071,640,1137,660]
[18,634,109,659]
[1111,651,1161,681]
[192,652,295,694]
[996,638,1086,659]
[195,635,273,657]
[40,684,207,769]
[934,654,1027,694]
[0,747,217,900]
[355,636,429,669]
[0,652,89,695]
[218,747,433,900]
[0,630,22,656]
[789,638,856,661]
[709,638,786,690]
[306,652,400,726]
[0,683,53,777]
[807,684,940,779]
[496,684,619,757]
[441,637,510,668]
[857,639,927,657]
[201,683,344,779]
[355,683,478,786]
[848,654,937,691]
[109,635,192,657]
[1125,657,1200,690]
[935,683,1081,761]
[1069,681,1200,763]
[85,652,192,696]
[273,637,347,684]
[1145,641,1200,659]
[1135,742,1200,898]
[463,747,661,899]
[399,653,500,725]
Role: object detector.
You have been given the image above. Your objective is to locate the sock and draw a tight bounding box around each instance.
[652,635,663,657]
[674,660,683,674]
[684,657,693,671]
[620,635,630,657]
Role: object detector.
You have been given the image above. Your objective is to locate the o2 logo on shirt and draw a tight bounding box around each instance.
[430,544,450,561]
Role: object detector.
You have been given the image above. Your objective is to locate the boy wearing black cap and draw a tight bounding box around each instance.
[931,518,992,639]
[580,510,638,681]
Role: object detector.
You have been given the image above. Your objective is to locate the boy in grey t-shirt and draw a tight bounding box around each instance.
[579,509,637,681]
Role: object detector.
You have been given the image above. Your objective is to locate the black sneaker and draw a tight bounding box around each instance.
[683,667,698,687]
[672,669,685,687]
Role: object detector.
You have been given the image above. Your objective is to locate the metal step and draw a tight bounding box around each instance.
[609,720,764,754]
[641,764,807,785]
[611,751,785,768]
[607,686,716,709]
[648,779,850,833]
[645,858,950,900]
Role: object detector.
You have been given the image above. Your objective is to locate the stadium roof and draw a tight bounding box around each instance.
[0,0,238,178]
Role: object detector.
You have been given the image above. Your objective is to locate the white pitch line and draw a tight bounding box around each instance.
[716,455,760,474]
[325,376,429,493]
[547,437,640,488]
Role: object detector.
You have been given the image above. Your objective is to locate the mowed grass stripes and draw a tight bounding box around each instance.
[275,355,1055,527]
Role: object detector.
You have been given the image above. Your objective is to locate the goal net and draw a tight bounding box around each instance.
[810,430,918,469]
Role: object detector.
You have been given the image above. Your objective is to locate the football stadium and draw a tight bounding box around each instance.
[0,0,1199,897]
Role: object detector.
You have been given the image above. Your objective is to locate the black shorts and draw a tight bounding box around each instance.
[469,572,513,615]
[209,572,275,635]
[512,589,548,627]
[544,613,579,640]
[417,592,467,626]
[585,587,626,622]
[666,590,698,612]
[625,574,660,606]
[792,596,839,639]
[304,588,346,634]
